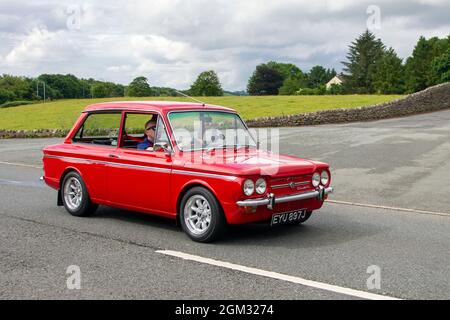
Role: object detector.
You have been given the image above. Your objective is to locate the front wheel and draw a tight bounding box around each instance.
[180,187,227,243]
[61,171,98,217]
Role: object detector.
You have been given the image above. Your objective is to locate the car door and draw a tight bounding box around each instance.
[71,112,123,202]
[106,112,173,215]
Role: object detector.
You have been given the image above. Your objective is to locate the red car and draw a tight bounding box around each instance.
[42,101,333,242]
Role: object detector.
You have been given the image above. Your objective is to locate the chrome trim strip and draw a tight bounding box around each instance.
[108,162,171,173]
[44,155,171,173]
[237,186,334,207]
[172,169,237,181]
[45,155,93,163]
[271,181,310,189]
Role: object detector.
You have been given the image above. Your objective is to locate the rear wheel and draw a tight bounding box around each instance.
[180,187,227,243]
[61,171,98,217]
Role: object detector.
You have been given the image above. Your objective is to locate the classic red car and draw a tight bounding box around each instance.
[42,101,333,242]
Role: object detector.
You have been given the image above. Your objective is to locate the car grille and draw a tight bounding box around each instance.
[268,175,312,195]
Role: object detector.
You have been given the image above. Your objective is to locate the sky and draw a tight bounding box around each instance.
[0,0,449,91]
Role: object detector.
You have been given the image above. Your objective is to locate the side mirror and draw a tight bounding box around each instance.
[154,142,173,156]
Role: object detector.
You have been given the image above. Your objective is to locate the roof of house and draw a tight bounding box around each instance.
[83,101,236,113]
[327,75,345,83]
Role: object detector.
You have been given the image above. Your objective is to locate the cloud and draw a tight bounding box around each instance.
[4,27,77,67]
[0,0,449,90]
[130,35,193,63]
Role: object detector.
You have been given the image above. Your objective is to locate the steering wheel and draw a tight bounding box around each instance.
[205,129,225,145]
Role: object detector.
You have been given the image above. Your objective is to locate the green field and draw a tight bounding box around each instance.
[0,95,403,130]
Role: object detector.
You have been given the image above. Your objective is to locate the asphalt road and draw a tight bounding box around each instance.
[0,110,449,300]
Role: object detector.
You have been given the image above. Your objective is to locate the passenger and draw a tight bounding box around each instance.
[137,117,157,150]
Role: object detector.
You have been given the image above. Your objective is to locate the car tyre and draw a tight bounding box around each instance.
[180,187,227,243]
[61,171,98,217]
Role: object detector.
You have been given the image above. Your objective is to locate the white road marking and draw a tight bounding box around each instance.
[156,250,401,300]
[0,161,42,169]
[0,178,45,188]
[327,199,450,217]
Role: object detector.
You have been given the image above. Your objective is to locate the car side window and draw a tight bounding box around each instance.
[120,113,158,150]
[73,113,122,146]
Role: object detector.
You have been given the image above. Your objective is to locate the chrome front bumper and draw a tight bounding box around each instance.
[236,186,334,209]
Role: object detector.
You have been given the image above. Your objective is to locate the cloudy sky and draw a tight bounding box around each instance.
[0,0,449,90]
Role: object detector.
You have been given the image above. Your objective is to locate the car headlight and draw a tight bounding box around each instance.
[243,179,255,196]
[312,172,321,187]
[321,171,329,186]
[255,178,267,194]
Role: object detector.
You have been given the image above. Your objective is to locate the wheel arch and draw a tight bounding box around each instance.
[175,180,226,225]
[58,166,85,206]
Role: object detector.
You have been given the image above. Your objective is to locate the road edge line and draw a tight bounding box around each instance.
[0,161,42,169]
[326,199,450,217]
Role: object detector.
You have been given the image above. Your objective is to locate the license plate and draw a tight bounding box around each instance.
[271,209,307,226]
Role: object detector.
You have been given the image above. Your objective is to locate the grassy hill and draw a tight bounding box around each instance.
[0,95,403,130]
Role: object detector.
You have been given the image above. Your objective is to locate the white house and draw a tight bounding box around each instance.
[326,75,344,89]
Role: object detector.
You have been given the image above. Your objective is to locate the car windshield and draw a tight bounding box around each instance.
[168,111,257,151]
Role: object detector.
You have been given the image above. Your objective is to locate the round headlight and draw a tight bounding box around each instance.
[312,172,321,187]
[321,171,329,186]
[243,179,255,196]
[255,178,267,194]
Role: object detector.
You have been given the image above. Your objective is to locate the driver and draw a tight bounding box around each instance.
[137,117,157,150]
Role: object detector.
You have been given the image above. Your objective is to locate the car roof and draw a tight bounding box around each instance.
[83,101,236,113]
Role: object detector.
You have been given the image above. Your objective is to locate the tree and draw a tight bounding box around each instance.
[308,66,329,88]
[432,49,450,83]
[326,68,337,80]
[38,74,83,99]
[189,70,223,96]
[247,64,284,95]
[126,76,153,97]
[0,74,34,101]
[342,30,386,93]
[0,88,16,104]
[266,61,310,95]
[152,87,178,96]
[278,77,302,95]
[306,66,337,89]
[327,83,344,95]
[266,62,303,80]
[405,36,450,92]
[373,48,405,94]
[91,83,109,98]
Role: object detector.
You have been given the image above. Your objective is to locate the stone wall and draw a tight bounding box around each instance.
[0,129,69,139]
[246,82,450,127]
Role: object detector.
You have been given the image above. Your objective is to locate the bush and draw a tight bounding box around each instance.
[0,100,37,108]
[327,84,345,95]
[296,85,326,95]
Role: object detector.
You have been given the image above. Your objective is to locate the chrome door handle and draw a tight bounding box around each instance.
[108,154,120,159]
